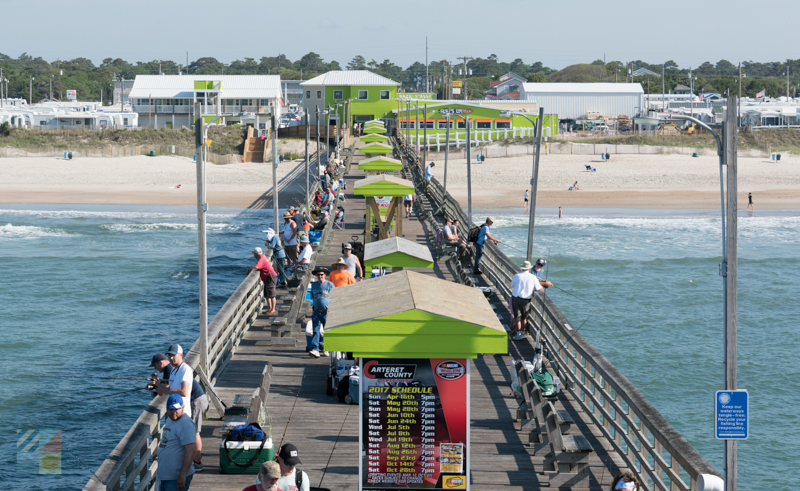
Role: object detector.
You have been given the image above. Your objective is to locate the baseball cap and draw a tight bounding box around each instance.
[149,353,168,367]
[253,247,263,255]
[166,344,183,355]
[166,394,183,410]
[536,258,546,267]
[259,461,281,479]
[521,260,532,270]
[279,443,302,465]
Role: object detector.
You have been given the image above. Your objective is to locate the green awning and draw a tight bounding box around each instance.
[363,126,387,134]
[361,134,389,143]
[353,175,415,197]
[358,143,393,154]
[324,271,507,358]
[364,237,434,269]
[358,156,403,172]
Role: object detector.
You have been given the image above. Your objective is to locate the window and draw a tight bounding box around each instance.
[380,90,390,100]
[476,121,492,129]
[496,121,511,129]
[457,121,473,129]
[437,121,453,129]
[260,99,270,106]
[358,90,368,100]
[123,118,128,125]
[316,91,322,99]
[333,90,343,100]
[306,90,311,99]
[401,121,415,129]
[422,121,434,129]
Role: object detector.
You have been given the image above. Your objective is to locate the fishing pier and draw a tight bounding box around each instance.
[84,128,722,491]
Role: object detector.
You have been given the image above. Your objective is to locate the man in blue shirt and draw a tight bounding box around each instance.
[263,228,287,287]
[473,217,501,275]
[424,162,435,192]
[309,267,334,358]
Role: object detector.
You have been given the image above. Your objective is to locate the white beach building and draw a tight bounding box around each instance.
[127,75,283,128]
[520,83,645,119]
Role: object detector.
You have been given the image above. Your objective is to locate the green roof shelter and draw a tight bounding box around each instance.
[363,236,433,276]
[324,271,508,358]
[360,134,389,144]
[358,142,393,156]
[362,125,387,135]
[354,175,414,242]
[357,156,403,172]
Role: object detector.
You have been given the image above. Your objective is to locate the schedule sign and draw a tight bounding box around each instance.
[360,358,469,490]
[715,390,748,440]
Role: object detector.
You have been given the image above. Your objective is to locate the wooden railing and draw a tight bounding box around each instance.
[397,132,721,491]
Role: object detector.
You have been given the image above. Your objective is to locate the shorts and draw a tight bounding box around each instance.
[524,198,529,202]
[404,200,412,206]
[285,245,298,264]
[191,394,209,433]
[511,296,532,320]
[263,274,277,299]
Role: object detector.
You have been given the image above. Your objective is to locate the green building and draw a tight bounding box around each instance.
[300,70,400,128]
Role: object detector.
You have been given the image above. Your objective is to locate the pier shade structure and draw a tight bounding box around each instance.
[354,174,415,242]
[325,270,507,490]
[364,236,434,275]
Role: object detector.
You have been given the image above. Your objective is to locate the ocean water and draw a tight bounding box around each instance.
[0,204,796,490]
[0,204,273,491]
[486,207,800,490]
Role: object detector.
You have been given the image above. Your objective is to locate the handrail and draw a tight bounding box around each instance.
[397,134,720,491]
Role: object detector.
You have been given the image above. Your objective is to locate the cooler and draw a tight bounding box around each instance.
[219,438,274,474]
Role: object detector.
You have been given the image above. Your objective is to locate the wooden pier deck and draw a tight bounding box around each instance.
[189,144,627,491]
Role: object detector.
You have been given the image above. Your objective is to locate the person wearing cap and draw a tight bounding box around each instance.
[283,212,298,266]
[291,207,308,243]
[308,267,334,358]
[157,344,193,419]
[157,394,196,490]
[251,444,309,491]
[296,236,313,271]
[309,210,329,231]
[531,258,553,289]
[341,244,363,280]
[151,352,208,472]
[244,461,281,491]
[510,261,544,341]
[329,258,356,287]
[263,229,287,288]
[473,217,501,275]
[249,247,277,315]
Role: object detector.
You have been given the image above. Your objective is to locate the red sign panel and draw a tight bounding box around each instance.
[360,358,469,490]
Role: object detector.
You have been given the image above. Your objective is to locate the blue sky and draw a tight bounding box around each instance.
[1,0,792,70]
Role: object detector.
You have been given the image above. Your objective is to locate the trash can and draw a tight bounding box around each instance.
[68,152,73,160]
[777,153,781,161]
[63,151,69,160]
[772,153,777,161]
[601,153,606,160]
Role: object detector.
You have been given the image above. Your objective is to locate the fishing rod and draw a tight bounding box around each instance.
[58,375,153,381]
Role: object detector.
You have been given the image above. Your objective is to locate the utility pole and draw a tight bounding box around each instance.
[194,102,209,377]
[120,75,124,113]
[787,60,790,100]
[466,116,472,225]
[305,108,310,213]
[738,63,742,127]
[316,106,321,169]
[415,100,419,154]
[426,37,429,93]
[58,64,62,101]
[30,76,34,105]
[457,56,472,100]
[723,95,739,491]
[423,103,428,166]
[662,64,665,111]
[1,68,4,108]
[527,108,545,262]
[690,67,694,120]
[272,113,280,233]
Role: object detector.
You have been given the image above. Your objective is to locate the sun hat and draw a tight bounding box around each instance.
[166,394,183,410]
[344,244,352,249]
[486,216,494,223]
[336,258,347,265]
[312,267,329,275]
[300,235,310,243]
[522,260,532,270]
[283,212,292,218]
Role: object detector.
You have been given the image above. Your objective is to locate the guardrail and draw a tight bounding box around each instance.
[84,139,353,491]
[396,132,721,491]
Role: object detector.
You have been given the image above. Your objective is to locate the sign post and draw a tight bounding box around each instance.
[715,390,748,440]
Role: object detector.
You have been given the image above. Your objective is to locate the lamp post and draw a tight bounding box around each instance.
[30,76,34,105]
[50,75,54,101]
[502,108,545,262]
[662,110,737,491]
[305,107,310,212]
[448,112,472,225]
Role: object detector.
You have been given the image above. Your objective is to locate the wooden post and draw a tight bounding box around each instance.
[365,198,373,244]
[395,197,403,237]
[724,95,738,491]
[194,103,208,376]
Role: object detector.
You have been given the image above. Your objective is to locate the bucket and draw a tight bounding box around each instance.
[692,152,699,158]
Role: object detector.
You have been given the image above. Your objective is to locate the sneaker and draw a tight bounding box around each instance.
[309,350,320,358]
[322,351,329,356]
[193,462,204,472]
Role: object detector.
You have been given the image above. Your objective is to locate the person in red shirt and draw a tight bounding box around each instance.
[248,247,277,315]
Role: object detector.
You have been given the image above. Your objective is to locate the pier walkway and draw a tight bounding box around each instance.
[87,135,719,491]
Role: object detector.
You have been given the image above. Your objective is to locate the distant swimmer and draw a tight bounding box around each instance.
[747,192,754,212]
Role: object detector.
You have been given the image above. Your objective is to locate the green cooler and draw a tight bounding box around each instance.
[219,438,273,474]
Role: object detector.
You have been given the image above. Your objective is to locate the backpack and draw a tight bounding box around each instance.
[467,226,482,243]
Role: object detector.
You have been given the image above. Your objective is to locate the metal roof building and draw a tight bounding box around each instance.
[520,83,644,119]
[300,70,400,87]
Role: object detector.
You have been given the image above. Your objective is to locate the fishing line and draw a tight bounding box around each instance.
[64,443,107,486]
[34,387,151,413]
[58,375,153,381]
[550,285,601,308]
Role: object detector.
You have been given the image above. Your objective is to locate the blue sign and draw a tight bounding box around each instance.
[715,390,748,440]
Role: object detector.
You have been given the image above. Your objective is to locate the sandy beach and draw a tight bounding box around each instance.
[430,152,800,209]
[0,155,310,209]
[1,152,799,209]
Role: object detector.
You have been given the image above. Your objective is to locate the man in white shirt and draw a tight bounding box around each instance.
[296,236,314,270]
[341,244,363,279]
[510,261,547,341]
[157,344,194,417]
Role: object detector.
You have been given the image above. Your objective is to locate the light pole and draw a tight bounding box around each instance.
[448,112,473,225]
[30,76,34,105]
[502,108,545,262]
[305,108,310,212]
[50,75,54,101]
